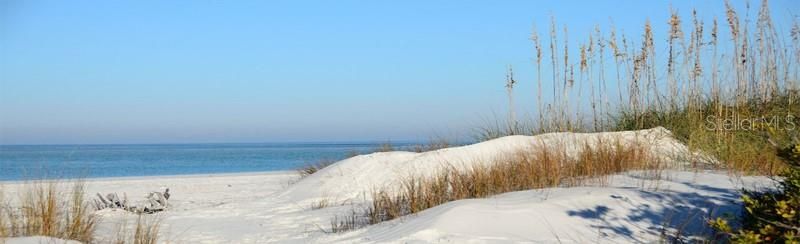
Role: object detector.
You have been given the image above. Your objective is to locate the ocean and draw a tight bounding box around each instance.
[0,142,410,181]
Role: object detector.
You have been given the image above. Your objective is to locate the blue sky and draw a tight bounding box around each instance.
[1,0,797,144]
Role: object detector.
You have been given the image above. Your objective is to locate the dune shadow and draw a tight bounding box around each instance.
[566,182,744,242]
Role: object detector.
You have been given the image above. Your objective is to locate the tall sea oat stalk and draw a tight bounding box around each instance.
[711,18,720,104]
[596,25,609,130]
[549,16,561,131]
[531,26,545,132]
[563,25,571,130]
[506,65,517,134]
[725,0,745,105]
[756,0,779,102]
[690,9,704,114]
[667,8,683,111]
[792,20,800,104]
[579,43,587,128]
[608,21,625,109]
[642,20,659,111]
[587,31,598,131]
[626,32,641,123]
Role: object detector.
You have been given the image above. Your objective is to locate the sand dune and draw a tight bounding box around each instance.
[3,128,771,243]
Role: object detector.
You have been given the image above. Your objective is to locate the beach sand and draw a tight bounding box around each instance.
[2,128,774,243]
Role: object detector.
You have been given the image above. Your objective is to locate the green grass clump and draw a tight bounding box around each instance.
[615,92,799,175]
[710,138,800,243]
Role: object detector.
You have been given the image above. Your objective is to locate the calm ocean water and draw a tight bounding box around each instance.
[0,142,410,181]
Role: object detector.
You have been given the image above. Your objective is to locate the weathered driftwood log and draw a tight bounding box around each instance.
[94,188,170,214]
[93,192,128,210]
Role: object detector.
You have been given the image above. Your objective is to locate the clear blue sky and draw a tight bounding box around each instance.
[1,0,797,144]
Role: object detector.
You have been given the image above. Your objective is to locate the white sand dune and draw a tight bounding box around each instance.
[1,128,771,243]
[281,127,706,204]
[322,171,769,243]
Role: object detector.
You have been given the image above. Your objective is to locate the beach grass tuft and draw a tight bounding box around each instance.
[0,180,98,243]
[112,214,162,244]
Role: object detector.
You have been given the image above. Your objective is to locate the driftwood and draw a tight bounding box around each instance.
[94,188,170,214]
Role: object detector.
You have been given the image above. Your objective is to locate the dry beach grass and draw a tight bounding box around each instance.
[111,214,161,244]
[327,138,664,232]
[0,180,97,242]
[0,180,162,243]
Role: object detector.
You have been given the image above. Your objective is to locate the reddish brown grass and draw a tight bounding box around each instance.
[358,138,660,225]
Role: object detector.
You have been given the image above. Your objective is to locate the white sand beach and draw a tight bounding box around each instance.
[2,129,776,243]
[4,1,796,242]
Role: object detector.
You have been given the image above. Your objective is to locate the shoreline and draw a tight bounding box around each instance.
[0,170,296,184]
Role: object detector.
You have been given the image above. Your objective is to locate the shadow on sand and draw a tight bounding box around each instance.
[566,181,745,242]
